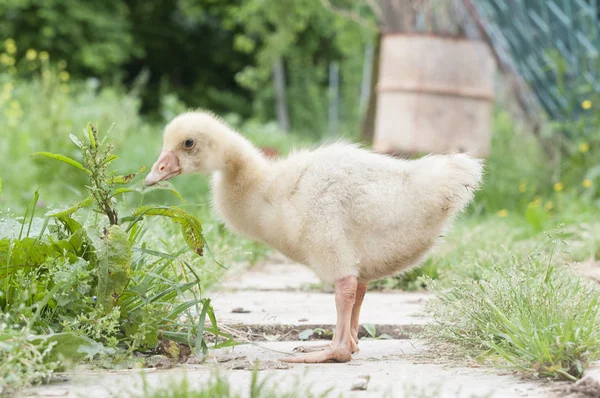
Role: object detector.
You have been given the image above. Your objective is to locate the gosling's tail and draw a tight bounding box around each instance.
[417,153,485,215]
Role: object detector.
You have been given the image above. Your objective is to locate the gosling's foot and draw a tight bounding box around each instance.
[280,344,352,363]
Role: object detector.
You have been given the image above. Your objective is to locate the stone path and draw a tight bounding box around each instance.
[24,261,564,398]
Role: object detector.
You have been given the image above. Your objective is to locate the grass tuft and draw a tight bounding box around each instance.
[428,241,600,380]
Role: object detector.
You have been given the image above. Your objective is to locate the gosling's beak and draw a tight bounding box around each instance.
[145,150,181,186]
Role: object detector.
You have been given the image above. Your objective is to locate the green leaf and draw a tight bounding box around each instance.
[130,206,204,256]
[111,188,135,198]
[32,152,91,174]
[87,123,96,149]
[109,166,147,184]
[94,225,132,310]
[298,329,314,340]
[29,333,110,363]
[362,323,376,338]
[142,181,185,201]
[102,154,119,165]
[45,196,94,218]
[69,133,84,149]
[196,299,210,356]
[110,174,136,184]
[121,305,159,348]
[56,215,83,235]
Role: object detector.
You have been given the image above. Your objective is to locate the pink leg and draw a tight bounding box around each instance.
[281,276,358,363]
[293,281,366,354]
[350,282,367,350]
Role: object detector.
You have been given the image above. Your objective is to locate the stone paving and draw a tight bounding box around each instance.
[23,261,568,398]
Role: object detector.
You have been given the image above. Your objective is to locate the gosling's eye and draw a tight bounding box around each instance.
[183,139,195,149]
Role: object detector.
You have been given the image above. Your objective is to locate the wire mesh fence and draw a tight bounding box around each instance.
[474,0,600,124]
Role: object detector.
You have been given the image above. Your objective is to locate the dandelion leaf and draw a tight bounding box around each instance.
[95,225,132,310]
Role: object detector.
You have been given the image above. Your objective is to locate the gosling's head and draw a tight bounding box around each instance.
[145,111,232,186]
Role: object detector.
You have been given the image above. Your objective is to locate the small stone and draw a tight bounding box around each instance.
[146,355,174,369]
[158,338,180,360]
[217,355,248,363]
[230,358,252,370]
[185,356,205,365]
[351,375,371,391]
[231,307,251,313]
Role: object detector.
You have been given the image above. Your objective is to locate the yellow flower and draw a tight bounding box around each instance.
[58,60,67,69]
[544,201,554,211]
[39,51,49,61]
[497,209,508,217]
[59,71,70,82]
[579,143,590,153]
[25,49,37,61]
[518,182,527,193]
[3,38,16,54]
[528,196,542,208]
[1,54,15,66]
[582,100,592,110]
[583,179,593,188]
[553,182,563,192]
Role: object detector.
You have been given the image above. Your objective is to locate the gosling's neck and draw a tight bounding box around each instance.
[219,133,269,189]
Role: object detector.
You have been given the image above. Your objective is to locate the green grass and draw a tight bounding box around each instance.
[132,369,335,398]
[421,211,600,380]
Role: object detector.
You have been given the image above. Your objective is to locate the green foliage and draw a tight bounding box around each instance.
[1,0,374,135]
[428,241,600,380]
[0,321,112,395]
[0,123,236,393]
[230,0,375,135]
[0,0,139,75]
[0,325,58,394]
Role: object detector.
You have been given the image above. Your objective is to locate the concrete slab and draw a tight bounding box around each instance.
[209,290,431,327]
[23,341,555,398]
[220,263,321,291]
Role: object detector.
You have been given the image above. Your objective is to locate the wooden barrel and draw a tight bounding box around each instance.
[373,34,495,158]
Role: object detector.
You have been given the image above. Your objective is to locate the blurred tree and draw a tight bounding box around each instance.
[1,0,375,135]
[230,0,376,135]
[0,0,139,75]
[123,0,255,117]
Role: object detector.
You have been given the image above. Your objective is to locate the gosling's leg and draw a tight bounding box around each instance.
[292,281,366,354]
[281,275,358,363]
[350,282,367,351]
